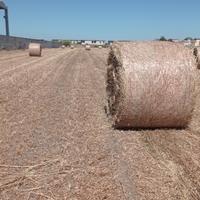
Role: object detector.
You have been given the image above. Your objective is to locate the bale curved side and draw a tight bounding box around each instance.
[71,45,74,49]
[107,41,196,128]
[29,43,42,57]
[85,45,90,50]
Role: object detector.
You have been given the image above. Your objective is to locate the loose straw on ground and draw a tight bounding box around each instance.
[106,41,196,128]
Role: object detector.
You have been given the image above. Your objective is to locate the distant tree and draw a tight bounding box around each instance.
[159,36,167,41]
[63,40,71,47]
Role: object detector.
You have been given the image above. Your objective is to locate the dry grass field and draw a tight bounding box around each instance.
[0,47,200,199]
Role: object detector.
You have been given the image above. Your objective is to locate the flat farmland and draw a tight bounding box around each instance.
[0,47,200,200]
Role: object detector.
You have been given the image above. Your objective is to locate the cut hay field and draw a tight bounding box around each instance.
[0,47,200,200]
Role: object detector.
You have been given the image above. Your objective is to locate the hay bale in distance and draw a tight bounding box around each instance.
[29,43,42,57]
[193,46,200,69]
[99,46,102,49]
[107,41,196,128]
[62,45,65,49]
[71,45,74,49]
[85,45,90,50]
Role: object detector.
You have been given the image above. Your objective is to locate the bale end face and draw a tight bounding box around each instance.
[29,43,42,57]
[107,41,196,129]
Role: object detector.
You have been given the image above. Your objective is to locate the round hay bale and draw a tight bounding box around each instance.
[85,45,90,50]
[29,43,41,57]
[99,46,102,49]
[193,46,200,69]
[71,45,74,49]
[62,45,65,49]
[107,41,196,128]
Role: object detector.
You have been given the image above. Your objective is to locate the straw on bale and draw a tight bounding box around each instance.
[193,46,200,69]
[85,45,90,50]
[29,43,42,57]
[71,45,74,49]
[62,45,65,49]
[106,41,196,128]
[99,46,102,49]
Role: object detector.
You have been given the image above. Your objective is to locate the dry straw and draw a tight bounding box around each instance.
[85,45,90,50]
[106,41,196,128]
[62,45,65,49]
[71,45,74,49]
[99,46,102,49]
[29,43,42,57]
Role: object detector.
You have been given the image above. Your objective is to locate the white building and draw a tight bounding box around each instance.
[70,40,81,45]
[168,38,179,42]
[108,40,114,45]
[183,38,192,46]
[54,39,105,46]
[80,40,105,46]
[194,38,200,46]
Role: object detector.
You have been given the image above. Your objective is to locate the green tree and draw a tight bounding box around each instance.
[159,36,167,41]
[63,40,71,47]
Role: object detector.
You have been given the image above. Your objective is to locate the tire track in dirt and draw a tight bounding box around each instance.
[84,49,136,199]
[64,49,126,199]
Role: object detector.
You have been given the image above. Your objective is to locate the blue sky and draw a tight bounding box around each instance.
[0,0,200,42]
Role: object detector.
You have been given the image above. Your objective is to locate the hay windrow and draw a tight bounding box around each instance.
[107,41,197,128]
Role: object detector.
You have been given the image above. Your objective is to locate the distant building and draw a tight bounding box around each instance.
[52,39,63,42]
[168,39,179,42]
[183,38,193,46]
[55,39,105,46]
[70,40,81,45]
[108,40,114,45]
[80,40,105,46]
[194,38,200,46]
[108,40,131,45]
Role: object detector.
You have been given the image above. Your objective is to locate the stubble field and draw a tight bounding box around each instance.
[0,47,200,200]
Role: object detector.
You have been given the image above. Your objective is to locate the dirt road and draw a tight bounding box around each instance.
[0,48,200,200]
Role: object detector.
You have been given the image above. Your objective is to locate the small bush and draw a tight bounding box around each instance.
[2,47,8,51]
[63,40,71,47]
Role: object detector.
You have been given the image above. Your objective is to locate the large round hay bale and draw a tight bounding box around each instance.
[62,45,65,49]
[85,45,90,50]
[71,45,74,49]
[29,43,41,57]
[193,47,200,69]
[107,41,196,128]
[99,46,102,49]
